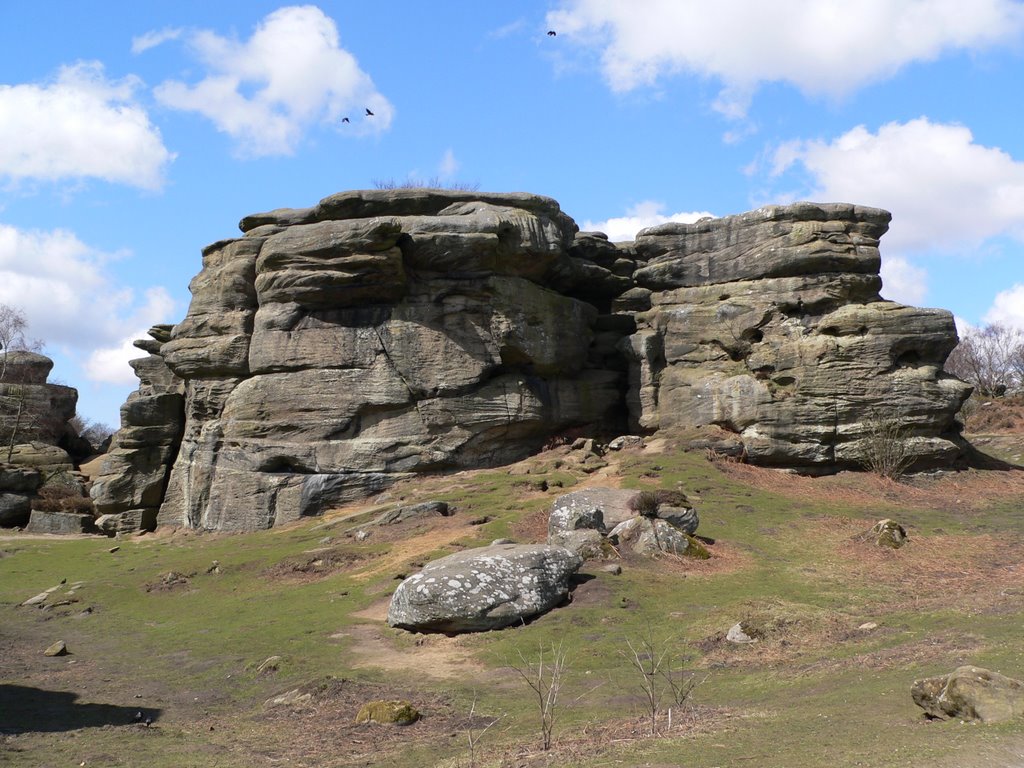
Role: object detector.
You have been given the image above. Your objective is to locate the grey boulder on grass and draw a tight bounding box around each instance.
[387,543,581,633]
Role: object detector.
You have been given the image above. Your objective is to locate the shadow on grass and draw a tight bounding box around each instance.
[0,684,161,734]
[963,442,1024,471]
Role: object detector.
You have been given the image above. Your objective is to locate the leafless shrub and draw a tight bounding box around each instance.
[859,413,914,481]
[627,490,659,517]
[462,693,504,768]
[70,413,116,449]
[33,484,94,514]
[508,641,569,751]
[0,304,42,384]
[620,626,705,737]
[372,176,480,191]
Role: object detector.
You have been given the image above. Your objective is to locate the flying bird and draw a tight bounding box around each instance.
[547,30,556,36]
[341,117,350,123]
[365,108,374,117]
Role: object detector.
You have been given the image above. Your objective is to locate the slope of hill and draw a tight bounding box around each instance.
[3,432,1024,767]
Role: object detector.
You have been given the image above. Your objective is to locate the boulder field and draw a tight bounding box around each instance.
[91,189,972,532]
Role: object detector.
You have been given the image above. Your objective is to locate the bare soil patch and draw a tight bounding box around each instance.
[335,622,492,681]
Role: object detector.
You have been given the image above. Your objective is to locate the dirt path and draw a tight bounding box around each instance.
[334,613,489,680]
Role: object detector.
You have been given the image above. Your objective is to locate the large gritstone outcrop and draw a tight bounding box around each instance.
[153,190,627,531]
[100,193,972,532]
[623,202,972,469]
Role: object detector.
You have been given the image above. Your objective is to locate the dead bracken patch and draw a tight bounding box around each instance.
[509,507,549,543]
[240,677,461,767]
[716,461,1024,518]
[262,548,374,582]
[801,516,1024,614]
[490,705,747,768]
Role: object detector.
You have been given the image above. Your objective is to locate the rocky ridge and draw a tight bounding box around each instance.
[93,190,971,532]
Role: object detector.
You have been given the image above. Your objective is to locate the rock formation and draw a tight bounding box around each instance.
[624,203,971,470]
[90,325,184,533]
[0,351,85,528]
[548,487,706,559]
[97,191,972,532]
[150,190,626,531]
[0,351,77,450]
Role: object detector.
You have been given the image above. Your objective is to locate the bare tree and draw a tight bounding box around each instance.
[0,304,40,384]
[508,641,569,752]
[945,323,1024,396]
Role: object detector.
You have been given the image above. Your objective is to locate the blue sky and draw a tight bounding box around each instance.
[2,1,1024,427]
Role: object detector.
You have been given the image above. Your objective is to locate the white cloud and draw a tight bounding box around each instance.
[438,148,459,179]
[0,224,176,384]
[984,284,1024,330]
[83,330,154,385]
[0,61,174,190]
[879,256,928,306]
[582,200,715,241]
[153,5,393,157]
[547,0,1024,116]
[769,118,1024,254]
[131,27,183,54]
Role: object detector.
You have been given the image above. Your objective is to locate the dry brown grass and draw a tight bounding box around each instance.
[716,461,1024,517]
[964,394,1024,433]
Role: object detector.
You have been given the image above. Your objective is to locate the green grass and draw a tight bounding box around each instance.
[3,447,1024,767]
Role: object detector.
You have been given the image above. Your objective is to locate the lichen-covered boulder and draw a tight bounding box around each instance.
[912,666,1024,723]
[871,519,908,549]
[24,510,94,535]
[546,487,638,558]
[387,543,581,633]
[608,517,709,558]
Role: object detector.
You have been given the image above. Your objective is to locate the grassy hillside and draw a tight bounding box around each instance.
[3,435,1024,767]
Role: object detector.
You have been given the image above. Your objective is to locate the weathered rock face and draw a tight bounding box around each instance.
[98,193,971,532]
[155,190,626,531]
[89,325,185,532]
[0,351,77,449]
[625,203,971,470]
[387,543,582,632]
[0,352,85,527]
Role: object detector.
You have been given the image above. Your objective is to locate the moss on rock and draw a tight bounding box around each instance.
[354,699,420,726]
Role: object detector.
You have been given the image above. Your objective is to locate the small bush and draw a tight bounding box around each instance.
[653,489,689,508]
[33,485,94,514]
[628,489,690,518]
[628,491,659,517]
[859,413,914,481]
